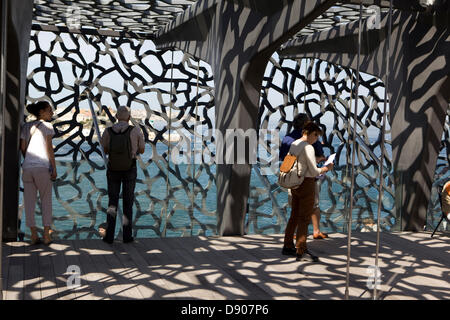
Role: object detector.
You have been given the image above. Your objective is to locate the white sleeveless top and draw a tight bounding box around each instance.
[21,120,55,169]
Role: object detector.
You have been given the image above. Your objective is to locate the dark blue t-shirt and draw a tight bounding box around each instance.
[279,129,324,161]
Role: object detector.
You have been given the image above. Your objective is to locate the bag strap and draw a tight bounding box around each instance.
[290,140,308,176]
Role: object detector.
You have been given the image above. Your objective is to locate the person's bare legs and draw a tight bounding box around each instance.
[312,206,328,239]
[311,207,321,235]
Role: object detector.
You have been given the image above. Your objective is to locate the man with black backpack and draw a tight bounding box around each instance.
[100,106,145,244]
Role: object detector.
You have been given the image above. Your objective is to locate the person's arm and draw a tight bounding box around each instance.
[304,145,332,176]
[19,124,27,157]
[101,129,109,154]
[46,135,57,180]
[20,139,27,157]
[137,127,145,155]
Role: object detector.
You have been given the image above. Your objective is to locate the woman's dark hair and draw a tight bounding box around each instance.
[26,101,51,118]
[302,121,323,136]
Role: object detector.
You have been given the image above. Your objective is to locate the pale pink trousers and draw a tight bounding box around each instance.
[22,167,53,228]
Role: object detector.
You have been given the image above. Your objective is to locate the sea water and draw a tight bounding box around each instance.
[19,133,440,240]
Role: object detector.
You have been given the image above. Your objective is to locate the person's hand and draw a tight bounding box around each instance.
[327,163,334,171]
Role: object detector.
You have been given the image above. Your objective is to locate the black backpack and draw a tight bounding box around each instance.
[107,126,134,171]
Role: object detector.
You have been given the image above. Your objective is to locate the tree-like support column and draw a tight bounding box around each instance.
[154,0,337,236]
[279,4,450,231]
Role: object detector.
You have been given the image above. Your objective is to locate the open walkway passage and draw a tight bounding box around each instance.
[2,232,449,300]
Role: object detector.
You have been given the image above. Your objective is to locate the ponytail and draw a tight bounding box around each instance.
[26,101,50,118]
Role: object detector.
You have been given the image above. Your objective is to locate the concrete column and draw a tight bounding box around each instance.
[1,0,34,241]
[279,6,450,231]
[155,0,337,235]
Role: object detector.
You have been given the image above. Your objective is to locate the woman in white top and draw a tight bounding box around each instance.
[282,121,333,262]
[20,101,56,245]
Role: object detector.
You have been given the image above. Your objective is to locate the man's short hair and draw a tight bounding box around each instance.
[293,113,309,131]
[116,106,130,121]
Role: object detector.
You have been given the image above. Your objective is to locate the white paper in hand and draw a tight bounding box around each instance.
[324,153,336,166]
[318,153,336,180]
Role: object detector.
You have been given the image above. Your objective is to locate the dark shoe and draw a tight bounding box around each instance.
[123,237,134,244]
[282,246,297,256]
[296,249,320,262]
[98,223,107,238]
[102,237,113,244]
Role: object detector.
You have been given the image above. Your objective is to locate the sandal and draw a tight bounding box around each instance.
[313,232,328,239]
[30,227,40,245]
[43,227,53,245]
[30,235,41,245]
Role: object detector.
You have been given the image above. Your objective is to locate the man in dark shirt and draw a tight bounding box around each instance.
[280,114,324,162]
[280,113,328,240]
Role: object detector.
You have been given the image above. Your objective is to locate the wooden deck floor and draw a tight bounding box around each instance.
[1,231,449,300]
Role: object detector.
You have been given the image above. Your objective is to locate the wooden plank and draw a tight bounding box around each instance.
[113,241,163,299]
[79,239,122,299]
[380,232,450,265]
[95,239,145,299]
[38,246,59,300]
[5,242,25,300]
[221,233,366,299]
[79,239,128,300]
[49,241,77,300]
[23,245,42,300]
[1,243,11,299]
[117,239,167,300]
[136,237,204,299]
[158,236,225,299]
[202,235,292,299]
[359,232,450,300]
[3,232,450,300]
[136,237,198,299]
[170,236,266,299]
[162,237,228,299]
[61,240,93,300]
[72,239,111,300]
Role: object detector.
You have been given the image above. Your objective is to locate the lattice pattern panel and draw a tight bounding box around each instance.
[248,54,396,234]
[33,0,198,36]
[427,106,450,231]
[22,31,447,240]
[23,30,215,240]
[32,1,384,38]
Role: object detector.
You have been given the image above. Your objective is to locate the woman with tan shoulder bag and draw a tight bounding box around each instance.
[281,121,333,262]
